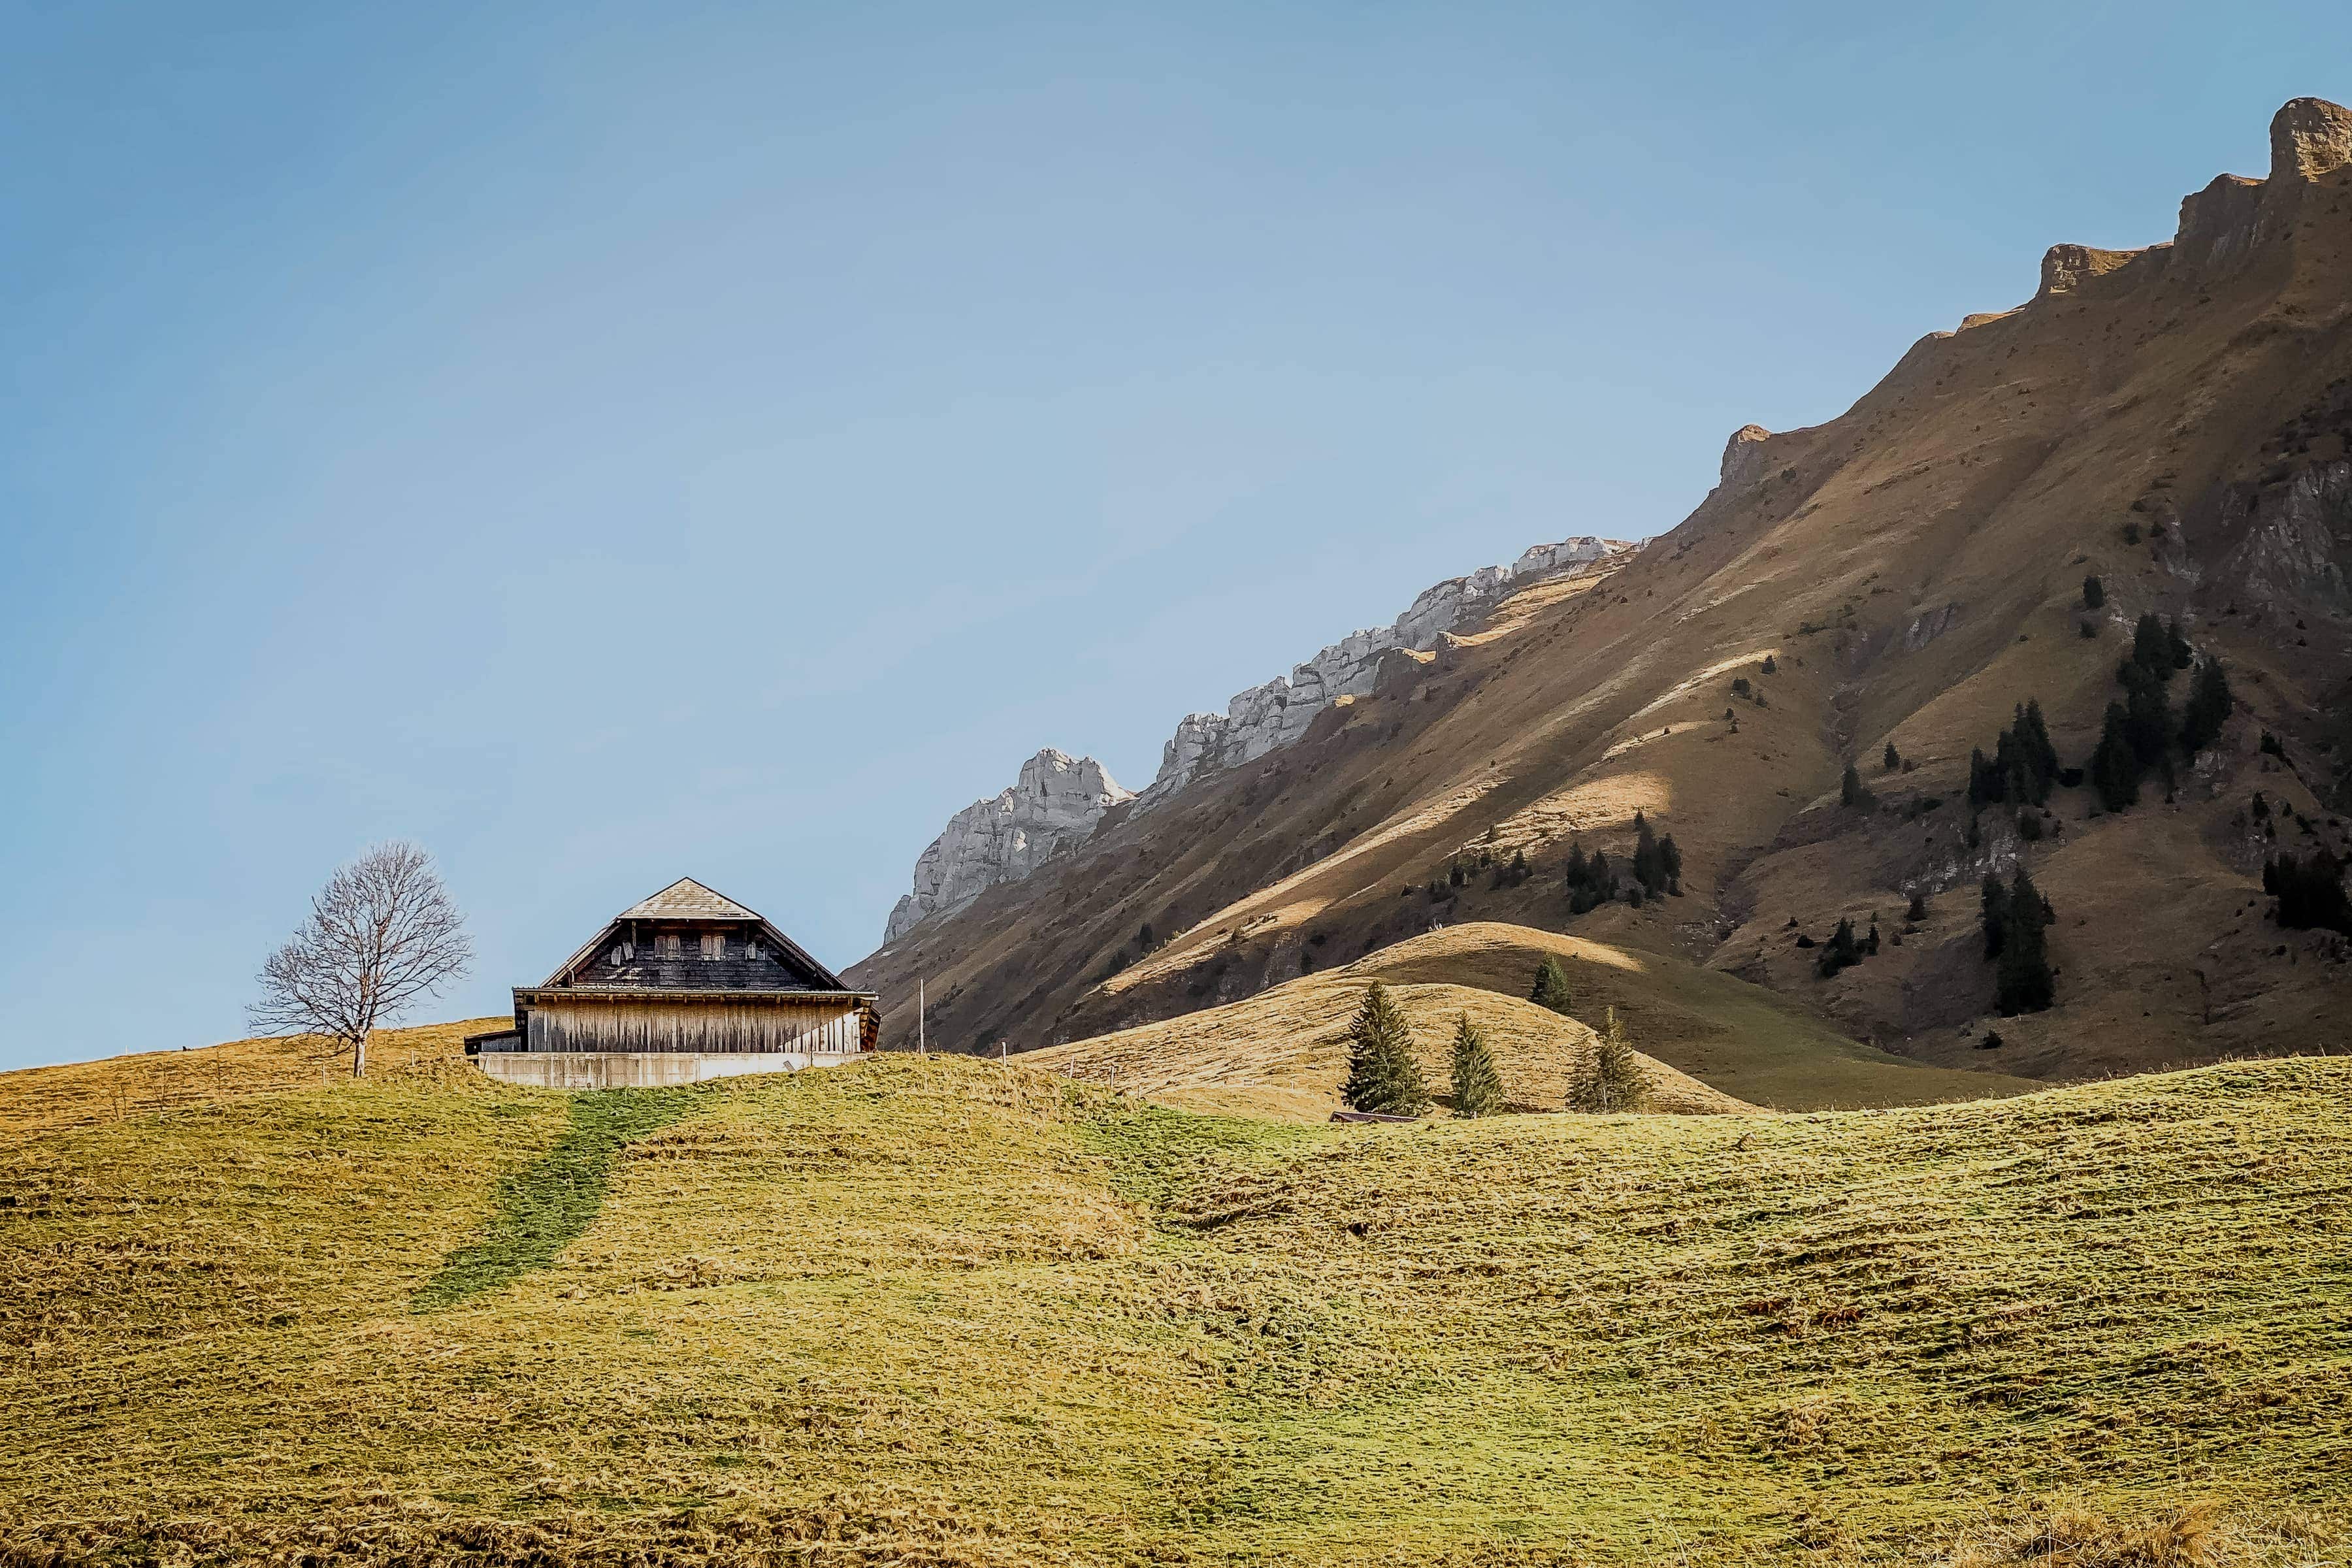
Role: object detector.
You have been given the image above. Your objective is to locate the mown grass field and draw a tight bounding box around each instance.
[2,1029,2347,1565]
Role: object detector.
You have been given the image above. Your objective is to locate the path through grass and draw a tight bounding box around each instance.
[410,1086,697,1309]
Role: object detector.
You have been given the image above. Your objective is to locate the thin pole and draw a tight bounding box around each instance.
[918,978,926,1056]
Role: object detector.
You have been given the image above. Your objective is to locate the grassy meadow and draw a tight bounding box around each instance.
[1,1028,2347,1564]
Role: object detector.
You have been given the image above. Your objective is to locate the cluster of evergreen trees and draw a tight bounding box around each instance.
[1559,819,1680,914]
[1967,700,2061,808]
[2088,614,2232,811]
[1814,916,1882,977]
[1979,866,2056,1015]
[1630,812,1682,900]
[1562,845,1622,914]
[2264,850,2352,936]
[1340,960,1647,1120]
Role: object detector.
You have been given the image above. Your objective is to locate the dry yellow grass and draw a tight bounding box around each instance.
[0,1017,505,1147]
[1352,923,2042,1109]
[0,1042,2347,1564]
[1025,963,1755,1120]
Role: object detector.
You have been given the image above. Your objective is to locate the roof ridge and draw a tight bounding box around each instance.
[617,877,762,921]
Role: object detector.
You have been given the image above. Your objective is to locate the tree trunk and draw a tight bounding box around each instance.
[352,1029,368,1079]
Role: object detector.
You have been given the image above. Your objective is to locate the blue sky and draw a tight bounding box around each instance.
[1,2,2340,1067]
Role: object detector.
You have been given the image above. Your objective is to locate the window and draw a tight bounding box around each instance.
[700,932,725,960]
[746,939,764,961]
[657,933,681,958]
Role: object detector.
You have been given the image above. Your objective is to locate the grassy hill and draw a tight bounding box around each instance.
[3,1028,2347,1564]
[1026,923,2034,1119]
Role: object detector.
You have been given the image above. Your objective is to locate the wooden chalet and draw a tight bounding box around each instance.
[466,878,877,1086]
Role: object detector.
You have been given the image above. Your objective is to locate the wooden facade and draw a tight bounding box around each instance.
[466,878,878,1079]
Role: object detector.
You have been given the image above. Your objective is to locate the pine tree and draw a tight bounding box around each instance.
[1631,811,1663,894]
[1449,1013,1503,1117]
[2180,656,2234,753]
[1841,762,1872,809]
[1529,955,1575,1016]
[2122,663,2172,765]
[1340,981,1427,1115]
[1968,747,2001,808]
[1980,874,2010,959]
[1995,866,2056,1014]
[2082,574,2104,608]
[1660,834,1683,896]
[1905,890,1929,924]
[1761,654,1778,674]
[2132,612,2172,680]
[1884,741,1901,772]
[1570,1006,1647,1113]
[2089,700,2141,812]
[1817,916,1862,977]
[2021,700,2061,796]
[2165,617,2194,670]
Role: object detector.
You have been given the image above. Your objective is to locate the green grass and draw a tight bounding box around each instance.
[411,1086,700,1310]
[1,1046,2346,1565]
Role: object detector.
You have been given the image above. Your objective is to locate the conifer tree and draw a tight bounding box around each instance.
[1632,811,1666,894]
[1529,955,1575,1016]
[1884,741,1901,772]
[1660,834,1683,896]
[1906,890,1929,924]
[1841,762,1870,809]
[2180,656,2234,753]
[1980,874,2010,960]
[1761,654,1778,674]
[1340,981,1427,1115]
[1995,866,2056,1014]
[1449,1013,1503,1118]
[2021,700,2061,795]
[2122,664,2172,765]
[1817,916,1862,977]
[2132,612,2172,680]
[1570,1006,1646,1113]
[2082,574,2104,608]
[2089,701,2141,812]
[2165,617,2194,670]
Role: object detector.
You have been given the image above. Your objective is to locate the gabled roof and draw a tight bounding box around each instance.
[538,878,851,992]
[617,877,760,921]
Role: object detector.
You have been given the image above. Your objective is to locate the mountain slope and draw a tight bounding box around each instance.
[3,1046,2347,1563]
[845,98,2352,1086]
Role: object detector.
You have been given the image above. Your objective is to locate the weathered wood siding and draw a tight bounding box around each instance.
[526,999,864,1055]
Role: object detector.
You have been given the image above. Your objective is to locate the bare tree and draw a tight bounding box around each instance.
[248,842,473,1077]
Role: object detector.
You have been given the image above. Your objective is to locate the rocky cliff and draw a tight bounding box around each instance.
[879,535,1627,943]
[883,750,1134,941]
[1135,536,1625,806]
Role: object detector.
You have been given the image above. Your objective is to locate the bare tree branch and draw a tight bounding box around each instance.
[247,842,474,1077]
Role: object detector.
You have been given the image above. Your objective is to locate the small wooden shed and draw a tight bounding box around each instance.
[466,878,878,1088]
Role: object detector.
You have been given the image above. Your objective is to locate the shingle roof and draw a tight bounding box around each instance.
[617,877,761,921]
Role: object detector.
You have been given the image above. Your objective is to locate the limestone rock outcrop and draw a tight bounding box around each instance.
[879,532,1629,944]
[1133,535,1627,807]
[883,750,1134,943]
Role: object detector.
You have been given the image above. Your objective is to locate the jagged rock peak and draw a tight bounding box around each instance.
[2272,96,2352,183]
[2037,244,2137,300]
[1134,534,1628,807]
[2173,96,2352,278]
[1719,425,1772,490]
[882,749,1132,943]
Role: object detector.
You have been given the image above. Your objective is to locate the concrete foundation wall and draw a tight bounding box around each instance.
[474,1051,866,1090]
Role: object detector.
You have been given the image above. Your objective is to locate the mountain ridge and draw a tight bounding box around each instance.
[847,95,2352,1090]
